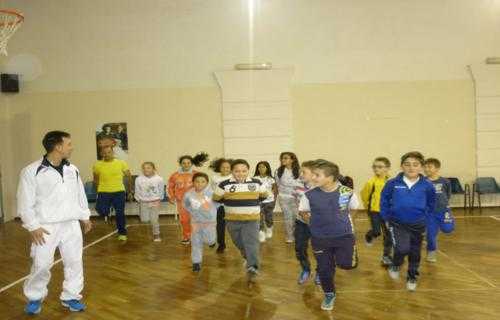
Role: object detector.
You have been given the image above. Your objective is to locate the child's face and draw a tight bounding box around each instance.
[220,162,231,176]
[193,177,208,191]
[257,163,268,176]
[300,167,314,184]
[372,161,389,176]
[401,158,423,179]
[280,154,293,167]
[181,158,192,171]
[101,147,114,161]
[312,168,334,187]
[142,164,155,177]
[232,164,249,182]
[424,163,439,177]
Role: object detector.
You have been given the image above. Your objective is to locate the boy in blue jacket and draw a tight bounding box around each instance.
[380,152,436,292]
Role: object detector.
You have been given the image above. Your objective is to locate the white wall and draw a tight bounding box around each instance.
[1,0,500,91]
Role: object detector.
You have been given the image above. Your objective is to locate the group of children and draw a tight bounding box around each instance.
[126,150,456,311]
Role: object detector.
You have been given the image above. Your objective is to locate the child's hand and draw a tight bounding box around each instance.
[81,220,93,234]
[299,211,311,223]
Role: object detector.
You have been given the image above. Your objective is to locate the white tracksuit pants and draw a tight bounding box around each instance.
[23,220,84,301]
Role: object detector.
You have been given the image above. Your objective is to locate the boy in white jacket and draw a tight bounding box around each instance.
[134,162,165,242]
[17,131,92,315]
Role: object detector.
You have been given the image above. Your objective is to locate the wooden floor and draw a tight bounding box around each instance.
[1,209,500,320]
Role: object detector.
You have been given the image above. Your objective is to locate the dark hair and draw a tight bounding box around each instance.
[209,158,233,173]
[374,157,391,168]
[102,124,112,131]
[254,161,272,177]
[142,161,156,170]
[231,159,250,170]
[301,160,318,169]
[401,151,425,165]
[192,172,209,183]
[178,152,209,167]
[339,175,354,189]
[42,131,71,153]
[313,159,340,181]
[424,158,441,168]
[277,152,300,179]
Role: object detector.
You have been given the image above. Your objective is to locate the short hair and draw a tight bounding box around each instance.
[401,151,425,165]
[192,172,209,183]
[374,157,391,167]
[42,131,71,153]
[301,160,318,169]
[424,158,441,168]
[141,161,156,170]
[313,159,340,180]
[231,159,250,170]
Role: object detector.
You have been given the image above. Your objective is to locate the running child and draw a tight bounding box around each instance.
[380,151,436,291]
[299,159,359,311]
[183,173,217,272]
[424,158,455,263]
[275,152,303,243]
[168,152,209,245]
[209,158,233,253]
[213,159,268,283]
[254,161,277,243]
[135,162,165,242]
[360,157,392,266]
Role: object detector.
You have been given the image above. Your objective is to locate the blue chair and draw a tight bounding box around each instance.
[472,177,500,212]
[446,177,471,212]
[84,181,97,203]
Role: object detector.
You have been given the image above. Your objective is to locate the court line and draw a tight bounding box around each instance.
[437,250,496,288]
[337,287,496,294]
[0,223,181,294]
[490,216,500,222]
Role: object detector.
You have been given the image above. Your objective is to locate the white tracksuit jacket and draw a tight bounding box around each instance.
[17,157,91,231]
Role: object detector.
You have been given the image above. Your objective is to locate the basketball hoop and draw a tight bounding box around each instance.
[0,9,24,56]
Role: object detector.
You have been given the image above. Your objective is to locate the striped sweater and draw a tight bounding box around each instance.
[213,177,268,221]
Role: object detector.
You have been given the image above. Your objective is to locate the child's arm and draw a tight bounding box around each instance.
[212,182,225,203]
[258,182,269,201]
[426,182,437,216]
[158,178,166,201]
[379,182,392,221]
[360,180,372,209]
[134,178,142,202]
[298,193,311,223]
[445,178,452,202]
[183,192,192,214]
[167,173,176,204]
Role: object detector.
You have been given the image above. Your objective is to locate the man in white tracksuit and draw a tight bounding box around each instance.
[17,131,92,315]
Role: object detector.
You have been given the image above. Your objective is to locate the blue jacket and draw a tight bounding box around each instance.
[380,173,436,224]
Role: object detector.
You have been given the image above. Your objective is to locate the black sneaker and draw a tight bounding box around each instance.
[216,245,225,253]
[192,263,201,272]
[209,243,216,249]
[381,255,392,266]
[181,239,190,245]
[365,233,374,247]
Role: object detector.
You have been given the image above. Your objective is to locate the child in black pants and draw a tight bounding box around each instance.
[380,151,436,291]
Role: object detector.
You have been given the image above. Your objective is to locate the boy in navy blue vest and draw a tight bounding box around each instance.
[299,159,359,311]
[380,152,436,291]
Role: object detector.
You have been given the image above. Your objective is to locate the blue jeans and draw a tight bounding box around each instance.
[96,191,127,235]
[426,210,455,251]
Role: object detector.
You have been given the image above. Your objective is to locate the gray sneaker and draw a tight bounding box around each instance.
[247,266,259,283]
[426,251,437,263]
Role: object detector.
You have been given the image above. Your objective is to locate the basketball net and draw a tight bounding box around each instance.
[0,9,24,56]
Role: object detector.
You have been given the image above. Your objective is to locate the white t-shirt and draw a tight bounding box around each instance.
[254,175,276,203]
[211,173,232,191]
[403,176,420,189]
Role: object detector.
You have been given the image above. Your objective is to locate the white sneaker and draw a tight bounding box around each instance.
[407,279,417,291]
[259,231,266,243]
[426,251,437,263]
[285,238,294,244]
[265,227,273,239]
[388,266,400,280]
[153,235,162,242]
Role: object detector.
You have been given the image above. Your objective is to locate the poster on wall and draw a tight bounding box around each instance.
[95,122,129,160]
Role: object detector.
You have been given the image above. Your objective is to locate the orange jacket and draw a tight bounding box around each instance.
[168,170,198,202]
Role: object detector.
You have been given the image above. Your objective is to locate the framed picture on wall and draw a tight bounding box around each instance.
[96,122,129,160]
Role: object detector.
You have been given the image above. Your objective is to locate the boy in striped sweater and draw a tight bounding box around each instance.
[213,159,268,283]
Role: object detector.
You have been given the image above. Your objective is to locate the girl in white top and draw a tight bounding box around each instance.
[254,161,277,243]
[134,162,165,242]
[209,158,233,253]
[275,152,303,243]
